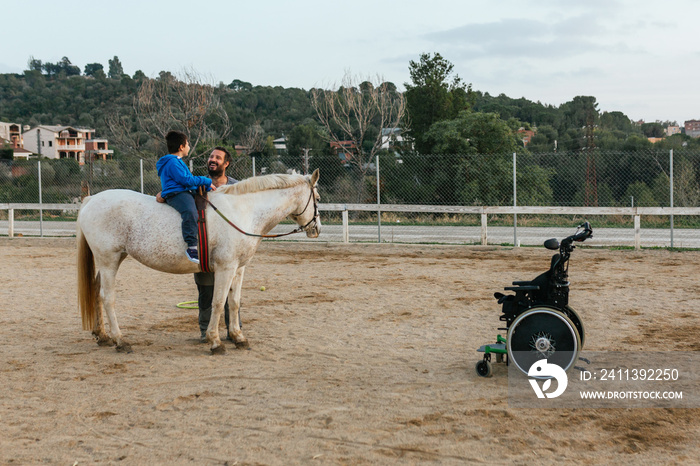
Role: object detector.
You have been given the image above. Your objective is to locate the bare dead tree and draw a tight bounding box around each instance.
[240,122,267,155]
[104,110,151,159]
[310,73,406,203]
[310,73,406,179]
[106,68,230,160]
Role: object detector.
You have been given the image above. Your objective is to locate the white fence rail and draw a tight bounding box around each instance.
[3,202,700,249]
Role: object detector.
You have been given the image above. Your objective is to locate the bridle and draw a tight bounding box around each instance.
[199,181,319,238]
[288,184,319,231]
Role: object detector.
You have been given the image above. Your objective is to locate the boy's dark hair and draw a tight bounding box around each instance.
[213,146,232,164]
[166,131,188,154]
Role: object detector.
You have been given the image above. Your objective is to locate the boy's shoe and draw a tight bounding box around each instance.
[186,247,200,264]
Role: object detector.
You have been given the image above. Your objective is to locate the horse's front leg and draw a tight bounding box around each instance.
[227,266,249,349]
[206,269,236,354]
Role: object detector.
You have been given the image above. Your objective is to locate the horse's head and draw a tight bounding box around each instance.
[289,169,321,238]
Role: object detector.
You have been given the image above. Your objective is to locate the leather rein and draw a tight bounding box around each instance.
[197,183,319,239]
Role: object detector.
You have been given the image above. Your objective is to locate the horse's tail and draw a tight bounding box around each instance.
[77,205,99,331]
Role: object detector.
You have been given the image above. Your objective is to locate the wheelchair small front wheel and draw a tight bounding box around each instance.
[475,359,493,377]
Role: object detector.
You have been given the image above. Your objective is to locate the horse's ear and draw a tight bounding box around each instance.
[310,168,320,186]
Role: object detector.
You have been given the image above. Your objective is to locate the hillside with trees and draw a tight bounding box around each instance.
[1,54,699,209]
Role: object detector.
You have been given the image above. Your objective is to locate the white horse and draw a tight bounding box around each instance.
[77,169,321,354]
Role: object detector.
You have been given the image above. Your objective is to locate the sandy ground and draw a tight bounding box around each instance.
[0,238,698,465]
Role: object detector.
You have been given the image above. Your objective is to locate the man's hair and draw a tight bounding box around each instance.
[166,131,188,154]
[212,146,232,165]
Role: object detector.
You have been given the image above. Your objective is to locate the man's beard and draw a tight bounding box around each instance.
[208,164,225,177]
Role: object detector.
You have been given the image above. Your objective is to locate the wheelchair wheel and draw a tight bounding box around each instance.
[507,307,581,375]
[564,305,586,348]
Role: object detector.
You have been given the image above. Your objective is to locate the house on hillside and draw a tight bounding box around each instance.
[234,144,249,156]
[666,125,680,137]
[517,127,535,146]
[0,122,24,148]
[2,137,33,159]
[380,127,406,150]
[85,138,114,162]
[22,125,113,164]
[684,120,700,138]
[330,140,357,166]
[273,136,287,154]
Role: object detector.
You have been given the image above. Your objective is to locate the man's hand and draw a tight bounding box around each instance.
[156,192,165,203]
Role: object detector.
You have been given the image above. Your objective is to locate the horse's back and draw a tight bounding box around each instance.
[79,190,158,242]
[78,189,198,273]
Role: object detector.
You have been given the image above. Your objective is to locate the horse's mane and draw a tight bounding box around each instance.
[218,173,307,195]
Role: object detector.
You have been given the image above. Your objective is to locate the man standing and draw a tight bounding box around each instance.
[158,147,238,342]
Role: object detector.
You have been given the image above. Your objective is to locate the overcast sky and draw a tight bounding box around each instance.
[2,0,699,125]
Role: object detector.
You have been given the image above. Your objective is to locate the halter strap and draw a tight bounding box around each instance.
[196,183,318,239]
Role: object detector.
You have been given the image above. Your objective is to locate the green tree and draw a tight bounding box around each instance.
[641,122,665,138]
[424,111,520,155]
[559,96,599,131]
[625,181,657,207]
[27,56,43,72]
[84,63,104,77]
[59,57,81,76]
[405,111,546,205]
[108,56,124,79]
[404,53,474,153]
[599,111,633,133]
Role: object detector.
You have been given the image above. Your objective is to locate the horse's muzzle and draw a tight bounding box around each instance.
[305,218,321,238]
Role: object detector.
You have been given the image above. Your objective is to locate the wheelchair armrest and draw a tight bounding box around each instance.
[504,285,540,291]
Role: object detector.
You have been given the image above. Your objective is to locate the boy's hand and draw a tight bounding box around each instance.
[209,183,217,191]
[156,192,165,203]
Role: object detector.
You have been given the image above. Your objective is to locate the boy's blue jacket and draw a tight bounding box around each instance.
[156,154,212,198]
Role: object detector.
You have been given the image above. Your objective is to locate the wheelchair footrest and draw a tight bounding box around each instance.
[477,343,507,354]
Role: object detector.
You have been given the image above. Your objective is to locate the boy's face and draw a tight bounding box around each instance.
[180,140,190,155]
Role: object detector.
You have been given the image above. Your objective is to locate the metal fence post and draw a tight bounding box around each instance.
[376,155,381,243]
[140,159,144,193]
[480,208,487,245]
[252,157,256,177]
[670,149,674,248]
[513,152,518,247]
[38,160,43,237]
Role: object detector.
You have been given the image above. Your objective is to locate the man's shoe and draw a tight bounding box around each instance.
[186,247,200,264]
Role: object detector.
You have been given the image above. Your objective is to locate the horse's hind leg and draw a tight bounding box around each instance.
[91,272,113,346]
[227,266,249,349]
[98,253,131,353]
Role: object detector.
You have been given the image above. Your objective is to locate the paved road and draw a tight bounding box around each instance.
[2,220,697,248]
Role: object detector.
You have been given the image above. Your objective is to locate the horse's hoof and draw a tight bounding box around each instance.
[95,336,114,347]
[116,343,133,353]
[210,344,227,355]
[235,339,250,350]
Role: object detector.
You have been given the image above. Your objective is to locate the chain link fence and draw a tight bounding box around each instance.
[1,149,699,247]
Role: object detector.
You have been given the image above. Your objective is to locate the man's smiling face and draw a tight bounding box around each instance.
[207,149,229,176]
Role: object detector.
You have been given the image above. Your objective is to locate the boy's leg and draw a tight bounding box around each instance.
[165,191,198,247]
